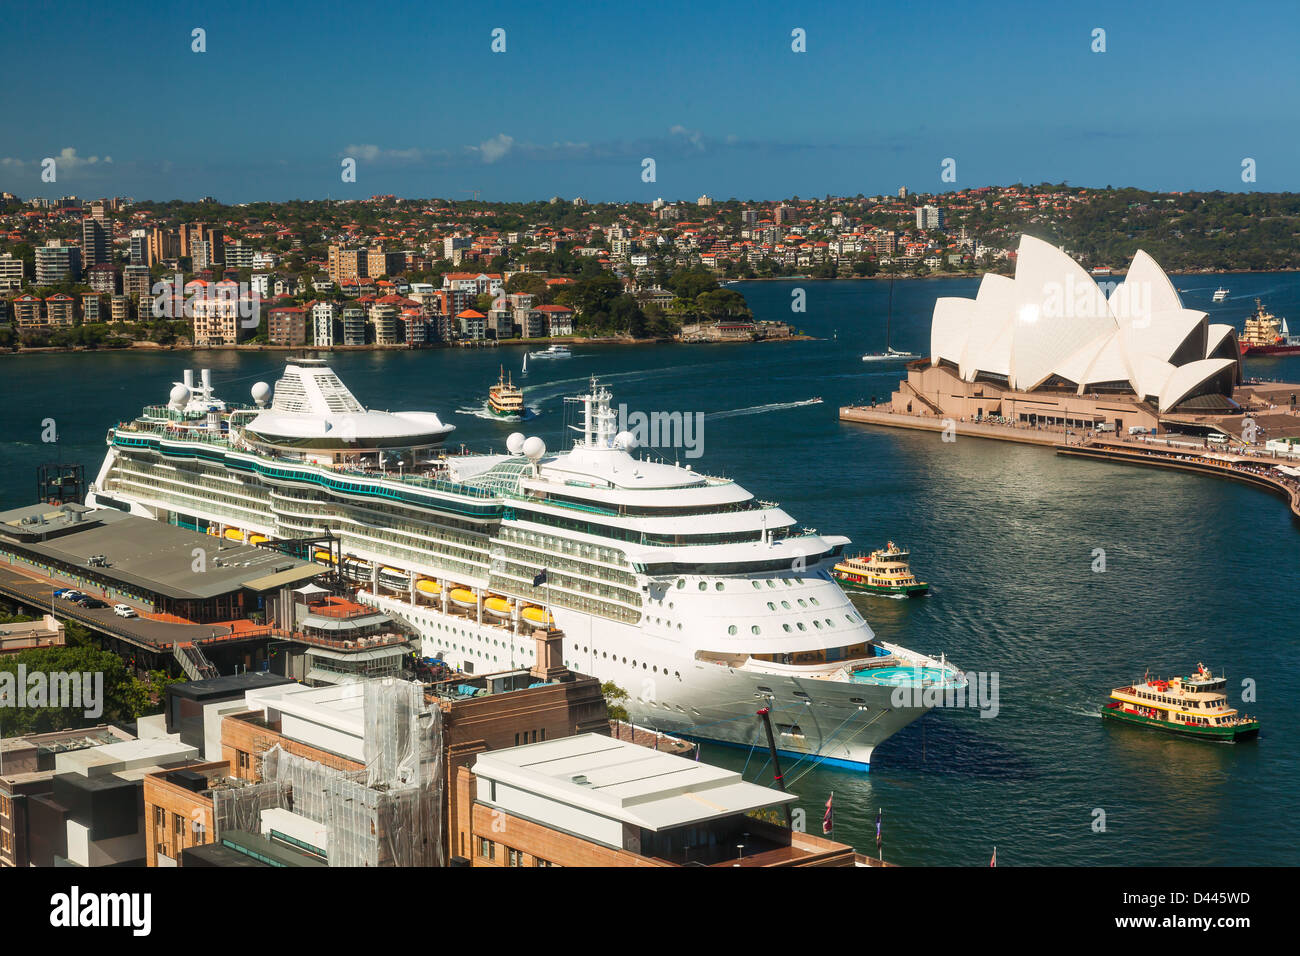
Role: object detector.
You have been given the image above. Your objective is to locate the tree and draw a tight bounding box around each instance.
[601,681,629,722]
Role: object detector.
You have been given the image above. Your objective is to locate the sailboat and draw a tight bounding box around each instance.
[862,279,919,362]
[522,351,529,374]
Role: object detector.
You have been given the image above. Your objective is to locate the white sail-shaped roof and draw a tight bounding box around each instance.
[960,273,1017,380]
[1007,236,1118,391]
[1159,359,1237,411]
[1108,249,1183,324]
[930,297,975,368]
[923,237,1237,412]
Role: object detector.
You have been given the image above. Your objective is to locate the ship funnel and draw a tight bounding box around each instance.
[201,368,212,394]
[183,369,194,390]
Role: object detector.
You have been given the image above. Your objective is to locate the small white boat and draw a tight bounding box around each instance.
[1213,287,1230,302]
[863,346,918,362]
[522,352,528,374]
[530,345,572,359]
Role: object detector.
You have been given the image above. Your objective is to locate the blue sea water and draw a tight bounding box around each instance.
[2,273,1298,865]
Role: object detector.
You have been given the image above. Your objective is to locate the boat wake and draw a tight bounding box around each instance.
[454,404,540,422]
[706,398,823,420]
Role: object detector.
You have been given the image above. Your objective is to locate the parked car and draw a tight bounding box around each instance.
[58,590,86,601]
[76,597,108,609]
[112,604,137,618]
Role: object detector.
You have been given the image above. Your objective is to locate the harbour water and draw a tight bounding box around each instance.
[2,274,1299,865]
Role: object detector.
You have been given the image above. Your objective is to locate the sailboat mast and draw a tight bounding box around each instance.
[886,278,894,349]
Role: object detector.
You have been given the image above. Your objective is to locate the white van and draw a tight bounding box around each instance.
[1096,422,1116,433]
[1207,434,1229,445]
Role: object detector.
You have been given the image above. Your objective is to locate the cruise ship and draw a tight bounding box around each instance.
[86,359,964,770]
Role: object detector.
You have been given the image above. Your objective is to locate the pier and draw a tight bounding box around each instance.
[839,404,1300,524]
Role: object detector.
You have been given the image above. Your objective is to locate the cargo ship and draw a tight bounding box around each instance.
[831,542,929,596]
[1102,664,1259,741]
[1239,299,1300,355]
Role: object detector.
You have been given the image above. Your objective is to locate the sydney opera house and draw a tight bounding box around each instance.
[889,236,1243,434]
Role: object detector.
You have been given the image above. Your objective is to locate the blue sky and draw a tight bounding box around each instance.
[3,0,1298,202]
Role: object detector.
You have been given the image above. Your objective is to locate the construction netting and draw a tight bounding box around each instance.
[214,677,444,867]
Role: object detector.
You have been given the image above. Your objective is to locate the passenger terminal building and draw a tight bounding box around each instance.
[890,236,1244,434]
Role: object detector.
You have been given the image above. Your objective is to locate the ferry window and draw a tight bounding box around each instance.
[797,623,806,631]
[813,620,823,629]
[767,602,776,610]
[699,582,707,591]
[825,619,834,627]
[728,625,737,635]
[781,601,790,609]
[751,626,761,635]
[783,624,791,632]
[676,580,684,589]
[715,582,724,591]
[766,580,776,588]
[810,597,820,606]
[797,599,807,608]
[751,581,761,589]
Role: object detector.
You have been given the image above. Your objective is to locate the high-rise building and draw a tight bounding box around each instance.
[87,263,120,294]
[147,226,179,266]
[35,241,81,285]
[773,205,792,225]
[0,252,24,291]
[898,186,909,199]
[311,300,339,346]
[342,305,367,345]
[224,242,255,269]
[81,217,111,270]
[129,229,148,266]
[915,205,945,230]
[181,224,224,266]
[328,245,368,285]
[123,264,152,303]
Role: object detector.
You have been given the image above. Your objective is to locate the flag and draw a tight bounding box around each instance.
[822,793,833,835]
[532,569,548,587]
[875,809,882,848]
[990,846,997,867]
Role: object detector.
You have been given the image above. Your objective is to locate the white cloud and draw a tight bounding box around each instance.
[0,147,111,169]
[475,134,515,164]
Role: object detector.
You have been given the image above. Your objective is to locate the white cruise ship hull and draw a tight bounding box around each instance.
[364,590,934,770]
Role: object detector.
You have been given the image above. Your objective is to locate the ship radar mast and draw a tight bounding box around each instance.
[567,375,617,449]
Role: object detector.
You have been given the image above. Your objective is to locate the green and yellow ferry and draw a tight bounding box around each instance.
[831,541,929,597]
[1102,664,1259,742]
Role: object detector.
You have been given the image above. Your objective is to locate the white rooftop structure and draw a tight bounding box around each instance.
[472,734,796,844]
[929,236,1241,413]
[241,359,455,450]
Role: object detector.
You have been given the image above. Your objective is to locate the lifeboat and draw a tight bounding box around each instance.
[449,587,476,608]
[521,605,554,626]
[313,549,334,563]
[379,566,407,582]
[249,533,269,545]
[415,579,442,596]
[223,528,245,542]
[483,596,512,617]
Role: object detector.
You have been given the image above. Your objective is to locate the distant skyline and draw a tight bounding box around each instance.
[4,0,1298,203]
